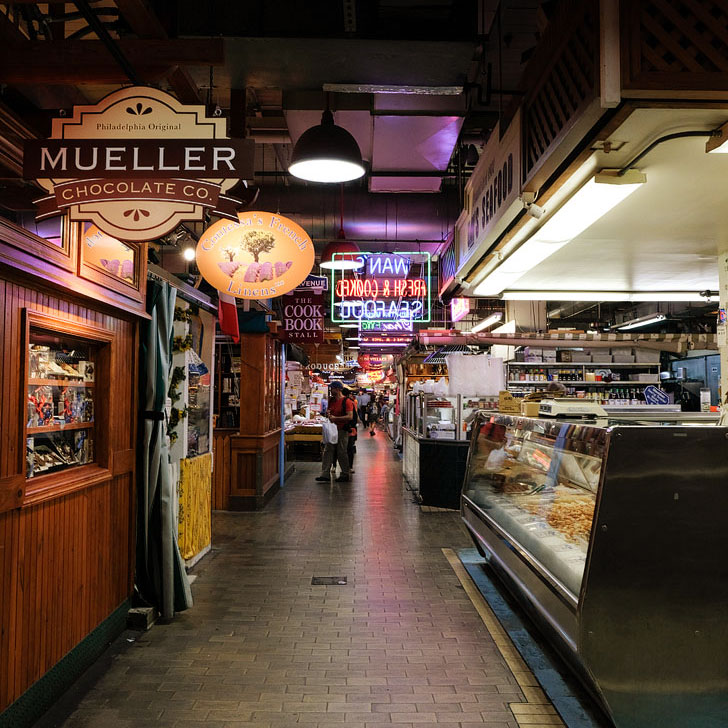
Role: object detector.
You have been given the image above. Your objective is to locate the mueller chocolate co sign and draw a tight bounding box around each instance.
[23,86,254,242]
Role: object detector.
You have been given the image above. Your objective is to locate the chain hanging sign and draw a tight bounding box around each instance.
[23,86,254,242]
[196,211,314,299]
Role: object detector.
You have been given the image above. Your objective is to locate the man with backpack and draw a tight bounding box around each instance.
[315,381,354,482]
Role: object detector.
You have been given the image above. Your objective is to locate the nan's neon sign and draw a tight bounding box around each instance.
[331,252,431,324]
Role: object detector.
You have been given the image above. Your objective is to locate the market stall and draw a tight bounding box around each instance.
[402,349,502,509]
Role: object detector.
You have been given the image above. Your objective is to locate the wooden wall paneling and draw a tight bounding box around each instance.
[0,269,138,712]
[212,431,232,510]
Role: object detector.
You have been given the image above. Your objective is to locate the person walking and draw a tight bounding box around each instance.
[367,397,380,436]
[345,388,358,473]
[356,389,370,427]
[316,381,354,482]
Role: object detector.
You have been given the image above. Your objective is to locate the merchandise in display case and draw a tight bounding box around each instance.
[215,341,240,429]
[461,412,728,728]
[405,392,499,439]
[187,365,211,457]
[26,329,96,478]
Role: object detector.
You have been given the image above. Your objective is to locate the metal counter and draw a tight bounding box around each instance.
[461,413,728,728]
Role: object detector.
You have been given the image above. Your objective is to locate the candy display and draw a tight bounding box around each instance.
[26,332,96,478]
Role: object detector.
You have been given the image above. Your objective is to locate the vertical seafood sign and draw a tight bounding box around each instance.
[196,211,315,299]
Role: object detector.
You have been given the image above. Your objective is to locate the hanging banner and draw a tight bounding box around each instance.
[281,291,324,343]
[196,211,315,299]
[24,86,254,242]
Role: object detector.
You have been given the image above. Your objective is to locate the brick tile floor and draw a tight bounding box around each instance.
[39,429,525,727]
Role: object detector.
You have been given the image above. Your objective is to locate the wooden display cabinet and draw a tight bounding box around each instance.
[213,331,283,510]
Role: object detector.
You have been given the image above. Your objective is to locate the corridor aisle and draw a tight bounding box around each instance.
[44,431,525,728]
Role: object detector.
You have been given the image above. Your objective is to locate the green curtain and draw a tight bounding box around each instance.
[137,279,192,618]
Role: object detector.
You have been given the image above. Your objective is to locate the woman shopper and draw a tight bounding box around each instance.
[367,397,380,436]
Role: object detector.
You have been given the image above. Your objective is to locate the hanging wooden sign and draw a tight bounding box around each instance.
[23,86,254,242]
[281,291,325,343]
[196,211,315,299]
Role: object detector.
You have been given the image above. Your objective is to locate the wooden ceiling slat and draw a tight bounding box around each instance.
[114,0,202,102]
[0,37,223,84]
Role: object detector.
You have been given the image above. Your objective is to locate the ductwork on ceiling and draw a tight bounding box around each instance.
[255,184,458,252]
[284,93,465,194]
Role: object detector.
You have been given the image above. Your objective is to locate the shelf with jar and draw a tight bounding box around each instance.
[507,362,660,386]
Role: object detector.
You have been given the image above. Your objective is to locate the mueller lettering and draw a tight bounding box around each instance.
[25,139,250,178]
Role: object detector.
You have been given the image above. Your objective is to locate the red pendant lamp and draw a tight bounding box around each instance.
[319,185,362,270]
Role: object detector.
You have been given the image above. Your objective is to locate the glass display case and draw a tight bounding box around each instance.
[461,412,728,728]
[215,341,240,429]
[458,395,500,440]
[187,364,211,456]
[463,416,605,598]
[405,392,499,440]
[26,329,96,478]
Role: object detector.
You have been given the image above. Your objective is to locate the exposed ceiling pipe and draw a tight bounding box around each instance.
[255,185,458,243]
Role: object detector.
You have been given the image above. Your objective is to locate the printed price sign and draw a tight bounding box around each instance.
[644,385,670,405]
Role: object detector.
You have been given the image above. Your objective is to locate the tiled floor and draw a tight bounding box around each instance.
[41,428,533,728]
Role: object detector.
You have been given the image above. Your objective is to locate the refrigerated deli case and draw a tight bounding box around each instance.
[461,413,728,728]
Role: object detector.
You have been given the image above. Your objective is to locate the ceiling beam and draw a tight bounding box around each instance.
[0,38,224,84]
[114,0,168,37]
[115,0,202,103]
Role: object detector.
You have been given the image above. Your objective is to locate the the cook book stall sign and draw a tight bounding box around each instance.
[23,86,254,241]
[281,291,325,343]
[196,211,315,299]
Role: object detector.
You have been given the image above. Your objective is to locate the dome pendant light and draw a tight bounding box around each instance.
[289,109,366,183]
[319,184,363,270]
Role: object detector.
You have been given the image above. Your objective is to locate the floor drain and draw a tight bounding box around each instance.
[311,576,347,585]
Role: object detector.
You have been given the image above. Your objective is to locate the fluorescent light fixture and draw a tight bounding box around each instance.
[706,122,728,153]
[323,83,463,95]
[473,170,646,296]
[347,345,360,350]
[617,313,666,330]
[339,323,359,328]
[345,336,360,341]
[470,312,503,333]
[359,341,407,347]
[503,291,718,302]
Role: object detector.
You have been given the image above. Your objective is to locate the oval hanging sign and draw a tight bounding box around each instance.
[196,211,315,299]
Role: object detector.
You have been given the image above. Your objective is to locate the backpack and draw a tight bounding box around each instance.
[350,401,359,426]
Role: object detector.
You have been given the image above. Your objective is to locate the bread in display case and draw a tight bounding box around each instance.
[461,412,728,728]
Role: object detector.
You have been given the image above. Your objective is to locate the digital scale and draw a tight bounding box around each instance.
[538,398,608,419]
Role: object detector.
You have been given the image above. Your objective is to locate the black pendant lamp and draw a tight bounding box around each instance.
[288,110,366,183]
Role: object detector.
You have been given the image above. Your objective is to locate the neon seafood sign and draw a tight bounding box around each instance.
[331,252,431,324]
